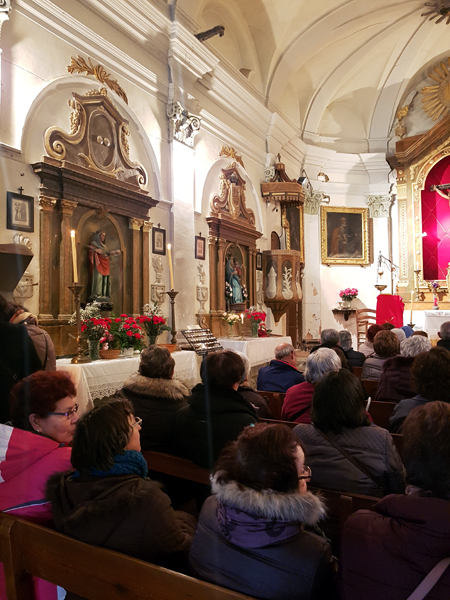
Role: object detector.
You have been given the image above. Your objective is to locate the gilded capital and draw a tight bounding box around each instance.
[60,199,78,215]
[143,220,153,233]
[39,197,57,211]
[129,217,144,230]
[208,235,218,245]
[365,195,394,218]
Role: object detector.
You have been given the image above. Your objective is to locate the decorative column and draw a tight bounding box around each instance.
[39,196,56,321]
[248,247,257,305]
[59,200,78,320]
[142,220,153,309]
[217,238,228,313]
[129,218,144,315]
[0,1,10,112]
[208,235,218,312]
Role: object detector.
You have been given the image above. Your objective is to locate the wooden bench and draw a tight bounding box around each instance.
[142,450,211,486]
[390,433,403,460]
[259,417,296,428]
[352,366,363,379]
[361,379,379,398]
[0,512,255,600]
[256,391,286,420]
[367,400,397,429]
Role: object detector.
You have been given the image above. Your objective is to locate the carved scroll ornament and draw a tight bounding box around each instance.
[211,164,255,227]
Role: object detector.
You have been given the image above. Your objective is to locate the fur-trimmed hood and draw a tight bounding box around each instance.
[123,374,189,401]
[211,474,326,526]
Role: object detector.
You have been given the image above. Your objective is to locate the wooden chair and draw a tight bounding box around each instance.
[256,391,286,420]
[361,379,379,398]
[367,400,397,429]
[352,366,363,379]
[142,450,211,485]
[390,433,403,460]
[0,512,255,600]
[356,308,377,350]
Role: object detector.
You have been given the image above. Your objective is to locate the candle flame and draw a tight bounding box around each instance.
[70,230,75,238]
[167,243,171,249]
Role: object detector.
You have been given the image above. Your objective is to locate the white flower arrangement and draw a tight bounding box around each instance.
[222,312,241,325]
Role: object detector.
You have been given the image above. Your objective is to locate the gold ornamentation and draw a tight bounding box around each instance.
[211,164,255,227]
[421,57,450,120]
[219,146,245,168]
[395,105,409,138]
[67,56,128,104]
[95,205,109,220]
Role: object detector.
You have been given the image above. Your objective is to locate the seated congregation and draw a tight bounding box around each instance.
[1,322,450,600]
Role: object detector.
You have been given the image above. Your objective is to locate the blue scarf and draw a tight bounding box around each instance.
[72,450,148,479]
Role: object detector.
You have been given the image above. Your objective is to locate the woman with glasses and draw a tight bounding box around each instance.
[189,423,338,600]
[0,370,77,600]
[47,397,196,597]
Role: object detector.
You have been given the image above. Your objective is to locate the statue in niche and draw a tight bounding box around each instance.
[226,256,244,303]
[88,231,121,300]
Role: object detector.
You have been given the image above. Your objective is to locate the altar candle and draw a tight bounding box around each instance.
[167,244,174,290]
[240,313,244,326]
[70,230,78,283]
[410,290,414,323]
[416,261,419,270]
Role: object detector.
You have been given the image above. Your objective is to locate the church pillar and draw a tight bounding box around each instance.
[208,236,218,312]
[59,200,78,320]
[39,196,56,321]
[249,247,256,306]
[129,218,144,316]
[142,221,153,308]
[0,3,10,111]
[217,238,228,313]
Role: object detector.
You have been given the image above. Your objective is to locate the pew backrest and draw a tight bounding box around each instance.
[257,391,286,420]
[361,379,379,398]
[142,450,211,485]
[0,512,256,600]
[367,400,397,429]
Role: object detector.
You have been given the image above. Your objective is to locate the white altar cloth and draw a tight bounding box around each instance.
[57,351,200,414]
[423,310,450,339]
[218,336,292,367]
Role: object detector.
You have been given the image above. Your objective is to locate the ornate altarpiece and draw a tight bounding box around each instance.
[388,112,450,309]
[32,89,158,354]
[206,163,262,337]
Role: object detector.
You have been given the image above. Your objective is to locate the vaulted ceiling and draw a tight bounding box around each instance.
[177,0,450,153]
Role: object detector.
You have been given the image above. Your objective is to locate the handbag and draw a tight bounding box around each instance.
[407,557,450,600]
[316,428,386,494]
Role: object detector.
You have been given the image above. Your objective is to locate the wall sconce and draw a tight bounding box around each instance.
[317,171,329,183]
[297,169,313,195]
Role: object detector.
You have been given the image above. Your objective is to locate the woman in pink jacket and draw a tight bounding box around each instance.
[0,370,78,600]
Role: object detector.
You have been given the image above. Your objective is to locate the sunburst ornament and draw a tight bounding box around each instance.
[421,57,450,120]
[421,1,450,24]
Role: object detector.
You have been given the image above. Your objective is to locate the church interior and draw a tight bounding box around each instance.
[2,1,450,597]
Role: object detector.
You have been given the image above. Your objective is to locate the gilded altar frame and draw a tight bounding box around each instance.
[320,206,369,266]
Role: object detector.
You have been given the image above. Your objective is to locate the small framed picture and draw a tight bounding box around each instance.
[7,192,34,233]
[152,227,166,255]
[195,235,206,260]
[256,251,263,270]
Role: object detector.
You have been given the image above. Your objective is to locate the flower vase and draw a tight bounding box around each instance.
[251,321,259,337]
[341,299,351,309]
[122,347,134,358]
[433,293,439,310]
[147,335,158,346]
[88,339,100,361]
[228,323,234,338]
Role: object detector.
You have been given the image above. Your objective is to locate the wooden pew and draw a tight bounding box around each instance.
[259,417,296,428]
[256,391,286,420]
[352,366,363,379]
[361,379,379,398]
[390,433,403,460]
[0,512,256,600]
[142,450,211,485]
[367,400,397,429]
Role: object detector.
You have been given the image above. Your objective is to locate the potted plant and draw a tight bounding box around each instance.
[245,307,267,337]
[80,317,112,360]
[339,287,358,309]
[222,312,241,338]
[140,303,171,345]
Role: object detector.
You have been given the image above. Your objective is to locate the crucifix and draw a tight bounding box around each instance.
[430,184,450,202]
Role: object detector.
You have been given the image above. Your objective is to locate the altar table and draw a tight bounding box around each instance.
[423,310,450,339]
[218,336,292,367]
[57,351,201,415]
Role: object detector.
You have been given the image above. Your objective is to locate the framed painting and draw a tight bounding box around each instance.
[152,227,166,255]
[256,251,263,270]
[320,206,369,265]
[195,235,206,260]
[7,192,34,233]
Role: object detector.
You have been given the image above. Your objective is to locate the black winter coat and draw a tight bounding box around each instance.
[375,355,415,402]
[173,384,258,468]
[122,374,189,452]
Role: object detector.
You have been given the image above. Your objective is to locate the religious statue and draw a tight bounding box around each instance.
[88,231,121,299]
[225,256,244,303]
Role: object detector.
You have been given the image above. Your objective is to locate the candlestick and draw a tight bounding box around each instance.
[240,313,244,340]
[165,289,179,345]
[70,230,78,284]
[414,268,422,301]
[68,283,90,363]
[167,244,174,290]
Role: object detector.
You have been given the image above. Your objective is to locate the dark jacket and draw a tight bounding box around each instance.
[0,322,42,422]
[375,355,415,402]
[281,381,315,423]
[122,374,189,452]
[388,394,433,433]
[293,423,405,497]
[361,354,391,380]
[238,385,273,418]
[10,312,56,371]
[345,347,365,369]
[256,360,304,393]
[437,338,450,352]
[47,471,196,580]
[173,384,258,468]
[189,475,338,600]
[340,493,450,600]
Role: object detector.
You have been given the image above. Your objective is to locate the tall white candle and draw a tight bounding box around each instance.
[70,230,78,283]
[167,244,174,290]
[240,313,244,325]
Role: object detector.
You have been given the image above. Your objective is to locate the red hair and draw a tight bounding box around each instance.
[367,324,382,343]
[10,371,76,431]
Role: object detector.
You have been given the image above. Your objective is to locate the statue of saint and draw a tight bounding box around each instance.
[226,256,244,303]
[88,231,121,299]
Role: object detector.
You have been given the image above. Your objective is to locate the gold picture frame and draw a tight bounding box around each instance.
[321,206,369,265]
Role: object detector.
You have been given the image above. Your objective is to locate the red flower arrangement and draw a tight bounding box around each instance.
[98,315,144,350]
[244,308,266,324]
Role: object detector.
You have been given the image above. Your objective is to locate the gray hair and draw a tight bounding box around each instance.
[391,328,406,343]
[321,329,339,346]
[274,343,295,360]
[440,321,450,340]
[338,330,352,351]
[304,347,341,384]
[401,336,432,357]
[235,350,251,384]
